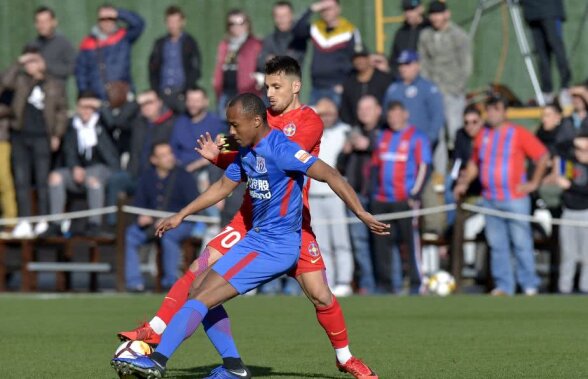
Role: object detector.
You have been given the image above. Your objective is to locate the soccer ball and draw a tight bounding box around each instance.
[425,270,456,296]
[113,340,153,359]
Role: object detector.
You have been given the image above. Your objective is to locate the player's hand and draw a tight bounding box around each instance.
[155,214,184,238]
[357,211,390,236]
[195,132,220,162]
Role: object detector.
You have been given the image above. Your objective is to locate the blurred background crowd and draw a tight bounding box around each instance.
[1,0,587,296]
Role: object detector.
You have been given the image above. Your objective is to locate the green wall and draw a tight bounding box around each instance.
[1,0,587,105]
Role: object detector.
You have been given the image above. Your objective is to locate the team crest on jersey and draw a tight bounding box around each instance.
[255,156,267,173]
[308,242,320,257]
[283,122,297,137]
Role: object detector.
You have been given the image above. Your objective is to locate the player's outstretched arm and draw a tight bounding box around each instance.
[306,160,390,235]
[155,175,239,237]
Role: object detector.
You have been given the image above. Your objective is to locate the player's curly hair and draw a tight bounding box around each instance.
[227,93,267,123]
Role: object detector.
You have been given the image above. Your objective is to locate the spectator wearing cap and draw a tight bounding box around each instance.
[521,0,571,102]
[292,0,362,105]
[26,6,75,83]
[43,92,119,237]
[105,90,175,226]
[454,96,549,296]
[149,5,202,114]
[418,0,471,175]
[339,47,393,126]
[389,0,429,78]
[371,101,431,294]
[1,48,68,238]
[382,50,444,148]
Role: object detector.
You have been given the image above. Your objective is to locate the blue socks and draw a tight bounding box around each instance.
[155,299,209,359]
[203,305,240,360]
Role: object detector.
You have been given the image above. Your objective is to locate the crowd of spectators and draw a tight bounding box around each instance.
[0,0,587,295]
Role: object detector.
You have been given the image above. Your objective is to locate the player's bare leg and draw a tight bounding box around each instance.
[297,270,378,379]
[117,246,223,344]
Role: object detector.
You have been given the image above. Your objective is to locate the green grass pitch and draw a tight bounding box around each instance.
[1,294,587,378]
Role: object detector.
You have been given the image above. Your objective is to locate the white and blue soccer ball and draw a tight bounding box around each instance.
[425,270,456,296]
[113,340,153,359]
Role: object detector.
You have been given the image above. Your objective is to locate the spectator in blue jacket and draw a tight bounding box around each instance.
[125,142,198,292]
[75,4,144,103]
[383,50,444,147]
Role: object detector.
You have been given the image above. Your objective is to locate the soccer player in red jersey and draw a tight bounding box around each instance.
[119,56,378,379]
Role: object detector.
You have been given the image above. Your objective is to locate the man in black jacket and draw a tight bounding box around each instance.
[256,1,307,72]
[149,5,201,113]
[339,48,393,126]
[388,0,429,78]
[43,92,120,236]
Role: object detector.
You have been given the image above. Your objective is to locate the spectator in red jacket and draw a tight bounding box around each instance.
[213,9,262,118]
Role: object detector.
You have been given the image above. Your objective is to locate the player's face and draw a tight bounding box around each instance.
[398,61,420,82]
[265,73,299,113]
[227,105,260,147]
[76,102,98,124]
[404,6,423,26]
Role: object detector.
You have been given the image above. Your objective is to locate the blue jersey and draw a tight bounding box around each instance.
[225,129,318,234]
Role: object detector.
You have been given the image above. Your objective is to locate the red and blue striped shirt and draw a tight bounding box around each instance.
[371,125,431,203]
[472,123,547,201]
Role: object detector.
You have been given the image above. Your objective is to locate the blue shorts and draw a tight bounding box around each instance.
[212,229,301,294]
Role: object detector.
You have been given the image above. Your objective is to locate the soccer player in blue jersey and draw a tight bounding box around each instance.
[112,93,388,378]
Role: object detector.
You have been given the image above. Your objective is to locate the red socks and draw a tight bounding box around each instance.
[315,296,349,349]
[155,270,196,325]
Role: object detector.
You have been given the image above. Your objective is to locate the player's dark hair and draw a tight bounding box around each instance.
[386,100,406,112]
[273,1,293,10]
[98,2,115,12]
[35,6,55,19]
[165,5,185,18]
[185,85,208,98]
[228,93,267,123]
[265,56,301,79]
[463,104,481,117]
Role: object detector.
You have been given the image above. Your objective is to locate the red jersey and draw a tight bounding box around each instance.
[214,105,324,232]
